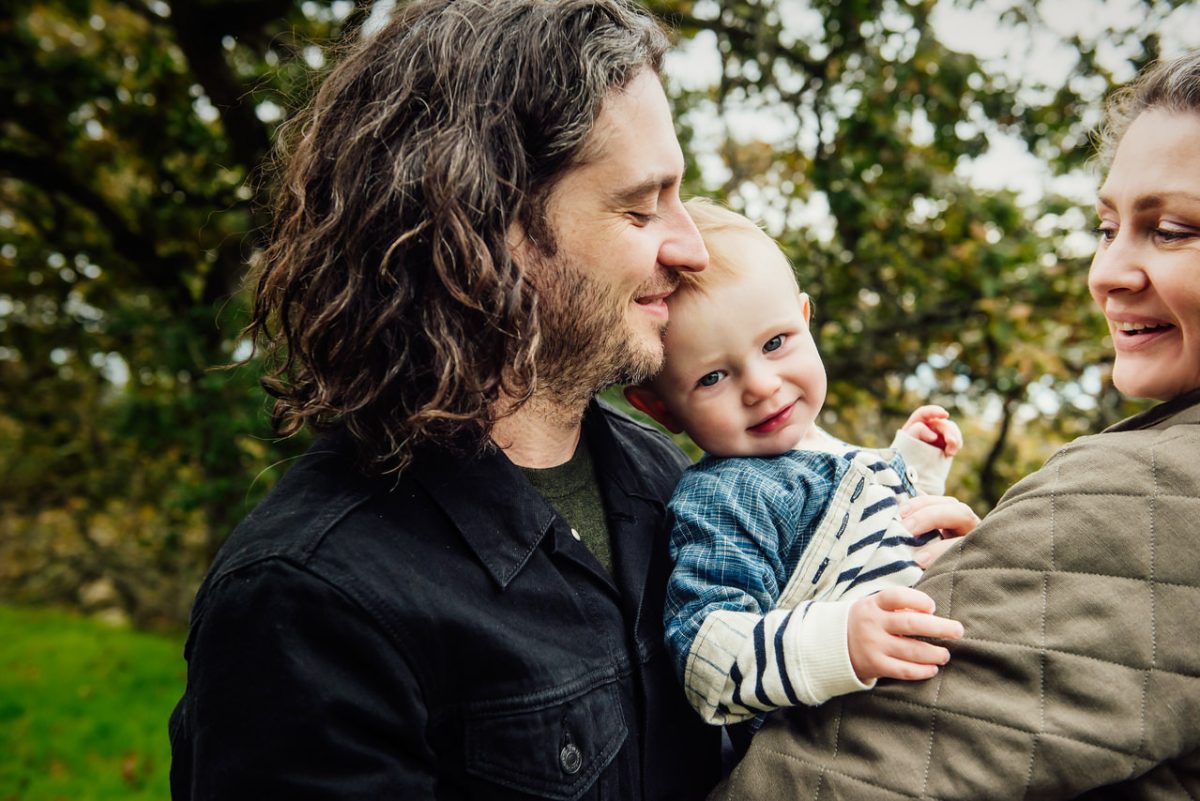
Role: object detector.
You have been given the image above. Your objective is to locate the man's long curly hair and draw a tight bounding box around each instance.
[248,0,669,475]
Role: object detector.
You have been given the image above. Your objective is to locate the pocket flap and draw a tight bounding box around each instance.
[464,680,628,800]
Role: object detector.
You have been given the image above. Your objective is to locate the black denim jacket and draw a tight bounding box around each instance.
[169,400,721,800]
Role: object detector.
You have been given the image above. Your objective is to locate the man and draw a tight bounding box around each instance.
[168,1,721,798]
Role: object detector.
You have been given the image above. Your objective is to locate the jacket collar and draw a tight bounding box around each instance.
[1105,387,1200,433]
[412,436,555,590]
[412,398,670,593]
[584,399,677,647]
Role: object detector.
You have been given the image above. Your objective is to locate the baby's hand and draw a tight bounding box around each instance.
[900,494,980,569]
[847,587,964,683]
[902,404,962,457]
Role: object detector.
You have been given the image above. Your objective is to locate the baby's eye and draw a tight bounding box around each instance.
[763,334,786,353]
[697,371,725,388]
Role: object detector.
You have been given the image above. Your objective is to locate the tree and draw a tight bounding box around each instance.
[1,0,1185,628]
[640,0,1180,502]
[0,0,368,627]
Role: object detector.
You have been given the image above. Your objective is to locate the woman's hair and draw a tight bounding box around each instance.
[247,0,669,475]
[1098,50,1200,167]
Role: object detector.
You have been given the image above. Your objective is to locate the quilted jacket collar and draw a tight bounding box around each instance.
[1105,387,1200,433]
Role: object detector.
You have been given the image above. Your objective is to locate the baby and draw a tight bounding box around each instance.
[626,199,974,733]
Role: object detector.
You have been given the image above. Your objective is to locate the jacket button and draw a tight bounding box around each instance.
[906,466,919,484]
[560,743,583,774]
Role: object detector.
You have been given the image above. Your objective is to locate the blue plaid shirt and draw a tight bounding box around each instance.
[662,447,915,685]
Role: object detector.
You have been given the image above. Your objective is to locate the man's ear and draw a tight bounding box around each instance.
[624,385,683,434]
[798,292,812,324]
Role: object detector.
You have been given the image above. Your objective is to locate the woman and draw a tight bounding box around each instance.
[712,51,1200,800]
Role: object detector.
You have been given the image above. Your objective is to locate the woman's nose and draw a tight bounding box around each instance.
[1088,231,1150,298]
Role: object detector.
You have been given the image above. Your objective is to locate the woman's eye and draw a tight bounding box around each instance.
[627,210,659,225]
[697,371,724,388]
[1154,226,1195,243]
[1092,223,1116,242]
[764,334,786,353]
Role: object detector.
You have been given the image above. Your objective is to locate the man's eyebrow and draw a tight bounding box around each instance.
[608,175,676,207]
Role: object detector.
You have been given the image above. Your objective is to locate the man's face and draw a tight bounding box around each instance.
[520,69,708,403]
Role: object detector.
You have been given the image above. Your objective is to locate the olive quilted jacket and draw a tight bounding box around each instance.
[714,388,1200,800]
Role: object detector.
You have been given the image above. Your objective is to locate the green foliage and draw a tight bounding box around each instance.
[1,0,1182,627]
[0,604,184,800]
[0,0,352,628]
[644,0,1165,505]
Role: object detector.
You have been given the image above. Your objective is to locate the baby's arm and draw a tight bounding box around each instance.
[664,463,857,724]
[663,462,962,725]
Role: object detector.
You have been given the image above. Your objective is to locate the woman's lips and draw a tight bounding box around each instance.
[1112,321,1176,351]
[749,401,795,434]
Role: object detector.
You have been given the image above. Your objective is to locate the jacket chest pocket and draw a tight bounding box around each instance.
[462,680,629,801]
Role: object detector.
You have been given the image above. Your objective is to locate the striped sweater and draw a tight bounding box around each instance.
[663,431,950,725]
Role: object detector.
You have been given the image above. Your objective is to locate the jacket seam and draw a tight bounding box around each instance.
[457,663,633,716]
[877,690,1177,758]
[927,565,1200,590]
[954,635,1199,679]
[754,704,1158,799]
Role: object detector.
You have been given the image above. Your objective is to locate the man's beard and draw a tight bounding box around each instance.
[529,254,674,410]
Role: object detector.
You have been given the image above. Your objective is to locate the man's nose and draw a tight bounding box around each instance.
[658,203,708,273]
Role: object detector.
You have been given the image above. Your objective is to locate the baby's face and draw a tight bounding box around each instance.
[653,242,827,457]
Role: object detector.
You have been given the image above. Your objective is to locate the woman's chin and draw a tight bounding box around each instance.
[1112,366,1200,402]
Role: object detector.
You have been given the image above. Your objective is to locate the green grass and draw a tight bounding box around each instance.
[0,605,185,801]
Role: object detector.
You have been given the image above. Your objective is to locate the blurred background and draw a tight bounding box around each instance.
[2,0,1197,797]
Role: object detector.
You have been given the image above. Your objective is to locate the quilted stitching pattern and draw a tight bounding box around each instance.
[713,401,1200,801]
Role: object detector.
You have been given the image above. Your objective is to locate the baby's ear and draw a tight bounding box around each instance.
[624,385,683,434]
[798,292,812,324]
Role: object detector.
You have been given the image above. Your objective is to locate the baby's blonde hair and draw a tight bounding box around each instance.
[681,197,800,296]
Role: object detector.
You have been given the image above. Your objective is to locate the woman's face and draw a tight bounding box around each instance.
[1090,109,1200,401]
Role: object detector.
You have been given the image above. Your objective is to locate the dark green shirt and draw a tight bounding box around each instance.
[519,437,612,574]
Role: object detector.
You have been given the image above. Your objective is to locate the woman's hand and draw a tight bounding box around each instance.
[848,587,964,682]
[900,494,980,569]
